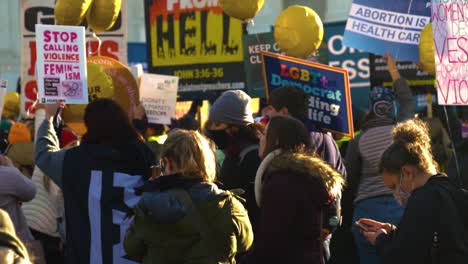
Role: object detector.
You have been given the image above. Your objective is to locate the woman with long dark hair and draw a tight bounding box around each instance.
[34,99,155,264]
[246,115,344,263]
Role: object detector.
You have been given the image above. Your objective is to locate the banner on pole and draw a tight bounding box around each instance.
[144,0,245,98]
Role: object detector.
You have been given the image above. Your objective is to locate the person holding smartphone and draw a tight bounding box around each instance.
[358,119,468,264]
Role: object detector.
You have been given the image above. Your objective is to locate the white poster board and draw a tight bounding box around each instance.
[432,0,468,105]
[35,24,88,104]
[0,80,7,119]
[140,74,179,125]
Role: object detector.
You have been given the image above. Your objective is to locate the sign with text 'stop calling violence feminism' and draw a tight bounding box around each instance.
[35,24,88,104]
[432,0,468,105]
[343,0,431,62]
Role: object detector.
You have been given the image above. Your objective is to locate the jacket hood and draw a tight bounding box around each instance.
[137,182,225,224]
[362,116,395,131]
[255,150,344,207]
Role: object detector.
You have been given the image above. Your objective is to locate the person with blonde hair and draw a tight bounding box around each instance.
[124,129,253,263]
[359,119,468,263]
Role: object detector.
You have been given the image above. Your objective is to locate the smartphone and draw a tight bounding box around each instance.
[355,221,372,232]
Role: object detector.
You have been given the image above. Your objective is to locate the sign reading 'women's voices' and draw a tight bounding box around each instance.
[433,0,468,105]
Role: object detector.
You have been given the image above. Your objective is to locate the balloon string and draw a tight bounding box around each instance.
[87,32,102,57]
[443,105,462,186]
[395,0,414,60]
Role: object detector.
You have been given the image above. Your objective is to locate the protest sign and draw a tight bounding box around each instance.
[243,32,283,98]
[0,80,7,119]
[432,0,468,105]
[20,0,128,115]
[140,74,179,124]
[325,21,370,114]
[35,25,88,104]
[144,0,245,98]
[261,52,353,137]
[343,0,431,61]
[370,54,435,89]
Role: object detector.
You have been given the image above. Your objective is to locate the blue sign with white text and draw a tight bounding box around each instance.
[261,52,354,137]
[343,0,431,62]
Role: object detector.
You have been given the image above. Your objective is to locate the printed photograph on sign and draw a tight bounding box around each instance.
[35,24,88,104]
[140,73,179,125]
[343,0,431,61]
[261,52,354,138]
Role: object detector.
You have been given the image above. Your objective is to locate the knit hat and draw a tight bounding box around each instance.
[7,122,32,144]
[209,90,254,126]
[0,209,28,259]
[369,86,396,118]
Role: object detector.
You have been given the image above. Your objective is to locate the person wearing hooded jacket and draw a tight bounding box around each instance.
[124,129,253,263]
[345,53,415,264]
[205,90,262,234]
[34,99,155,264]
[245,115,344,264]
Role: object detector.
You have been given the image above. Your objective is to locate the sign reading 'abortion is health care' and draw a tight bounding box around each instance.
[261,52,354,138]
[35,24,88,104]
[432,0,468,105]
[344,0,431,61]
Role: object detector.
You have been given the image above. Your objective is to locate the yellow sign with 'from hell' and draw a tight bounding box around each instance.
[147,0,244,67]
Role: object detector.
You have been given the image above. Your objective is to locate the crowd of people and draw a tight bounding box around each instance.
[0,54,467,264]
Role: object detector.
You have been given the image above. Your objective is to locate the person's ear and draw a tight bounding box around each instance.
[400,165,415,180]
[226,125,239,136]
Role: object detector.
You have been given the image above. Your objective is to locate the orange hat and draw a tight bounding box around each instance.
[8,122,32,144]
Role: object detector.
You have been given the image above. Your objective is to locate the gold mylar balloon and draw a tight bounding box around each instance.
[62,56,139,135]
[87,0,122,33]
[3,92,20,120]
[219,0,265,21]
[419,23,435,76]
[274,5,324,59]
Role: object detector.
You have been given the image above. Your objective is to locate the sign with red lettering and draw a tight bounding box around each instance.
[20,0,128,115]
[36,25,88,104]
[432,0,468,105]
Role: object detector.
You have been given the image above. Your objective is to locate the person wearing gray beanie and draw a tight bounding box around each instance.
[205,90,262,236]
[209,90,254,126]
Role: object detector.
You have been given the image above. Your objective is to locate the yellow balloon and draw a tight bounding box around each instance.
[419,23,435,76]
[219,0,264,21]
[62,56,139,135]
[2,92,20,120]
[55,0,93,26]
[274,5,324,59]
[87,0,122,33]
[62,63,114,134]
